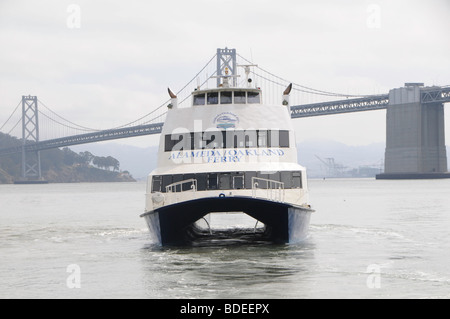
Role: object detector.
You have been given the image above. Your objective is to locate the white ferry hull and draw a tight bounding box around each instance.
[140,196,312,245]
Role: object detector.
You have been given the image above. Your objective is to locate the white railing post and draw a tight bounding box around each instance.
[165,179,197,205]
[251,177,284,203]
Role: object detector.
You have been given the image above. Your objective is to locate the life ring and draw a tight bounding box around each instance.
[219,193,226,198]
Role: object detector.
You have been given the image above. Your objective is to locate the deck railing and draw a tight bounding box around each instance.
[163,177,285,205]
[165,178,197,204]
[251,177,285,202]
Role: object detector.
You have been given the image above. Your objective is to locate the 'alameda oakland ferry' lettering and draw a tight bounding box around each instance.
[168,148,285,163]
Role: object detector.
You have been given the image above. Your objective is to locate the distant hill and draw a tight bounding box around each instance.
[0,132,135,184]
[71,143,158,180]
[18,138,450,180]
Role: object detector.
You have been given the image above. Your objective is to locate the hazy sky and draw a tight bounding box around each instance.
[1,0,449,147]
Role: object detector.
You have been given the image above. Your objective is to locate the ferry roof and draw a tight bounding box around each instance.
[192,86,261,94]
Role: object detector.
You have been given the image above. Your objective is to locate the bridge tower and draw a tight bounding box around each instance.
[377,83,449,179]
[216,48,237,87]
[16,95,45,183]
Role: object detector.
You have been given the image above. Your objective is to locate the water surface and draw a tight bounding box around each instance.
[1,179,449,298]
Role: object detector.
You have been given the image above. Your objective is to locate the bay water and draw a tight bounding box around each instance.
[1,178,449,299]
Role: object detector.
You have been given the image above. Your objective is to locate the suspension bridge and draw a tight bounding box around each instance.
[1,48,449,181]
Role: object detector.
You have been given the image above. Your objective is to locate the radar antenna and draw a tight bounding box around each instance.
[237,64,258,87]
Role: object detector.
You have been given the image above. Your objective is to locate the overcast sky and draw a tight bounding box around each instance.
[1,0,449,147]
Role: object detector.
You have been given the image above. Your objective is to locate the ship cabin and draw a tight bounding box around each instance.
[149,83,305,202]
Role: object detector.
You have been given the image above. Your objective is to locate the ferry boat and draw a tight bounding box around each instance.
[141,49,313,245]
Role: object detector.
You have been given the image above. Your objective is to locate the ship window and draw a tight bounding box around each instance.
[244,171,256,189]
[166,174,183,192]
[172,174,183,183]
[195,173,207,191]
[232,173,244,189]
[188,133,196,150]
[245,131,257,148]
[292,171,302,188]
[193,94,206,105]
[162,175,173,191]
[192,132,204,150]
[267,130,276,147]
[204,131,223,149]
[182,174,195,191]
[234,91,246,104]
[208,173,218,190]
[165,130,290,152]
[164,135,173,151]
[256,172,270,189]
[279,130,290,148]
[155,171,303,193]
[247,92,261,104]
[165,134,178,152]
[152,175,162,192]
[225,130,245,148]
[268,172,281,187]
[220,91,232,104]
[280,171,291,188]
[207,92,219,105]
[219,173,231,190]
[257,130,268,147]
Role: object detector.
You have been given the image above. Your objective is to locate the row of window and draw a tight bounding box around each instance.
[151,171,302,193]
[193,91,261,106]
[164,130,290,152]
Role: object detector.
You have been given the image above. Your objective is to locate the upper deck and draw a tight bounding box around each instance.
[156,56,298,172]
[192,87,262,107]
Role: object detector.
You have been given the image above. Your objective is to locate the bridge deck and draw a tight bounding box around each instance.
[1,87,449,157]
[0,123,163,156]
[290,95,389,118]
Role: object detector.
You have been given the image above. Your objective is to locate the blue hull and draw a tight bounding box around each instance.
[141,196,312,245]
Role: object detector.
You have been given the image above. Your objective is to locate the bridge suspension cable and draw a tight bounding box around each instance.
[237,53,370,98]
[38,99,100,132]
[0,100,21,132]
[6,118,22,136]
[104,53,218,129]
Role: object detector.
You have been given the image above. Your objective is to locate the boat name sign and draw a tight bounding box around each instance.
[168,148,285,164]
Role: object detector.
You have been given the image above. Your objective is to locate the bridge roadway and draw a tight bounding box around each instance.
[0,122,164,156]
[0,86,449,157]
[290,94,389,118]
